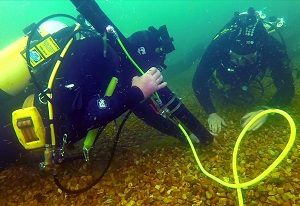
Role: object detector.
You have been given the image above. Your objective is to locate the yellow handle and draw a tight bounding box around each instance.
[105,77,118,97]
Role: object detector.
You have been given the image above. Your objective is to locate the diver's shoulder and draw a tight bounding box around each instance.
[71,36,104,52]
[213,27,232,41]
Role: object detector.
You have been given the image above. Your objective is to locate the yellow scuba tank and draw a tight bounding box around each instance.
[0,20,67,101]
[0,36,31,101]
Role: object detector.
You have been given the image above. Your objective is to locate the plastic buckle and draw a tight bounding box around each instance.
[39,144,53,171]
[38,88,51,105]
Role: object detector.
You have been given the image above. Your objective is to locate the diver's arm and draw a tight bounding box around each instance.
[83,67,166,130]
[269,63,295,107]
[192,38,229,135]
[192,64,216,114]
[192,40,222,114]
[267,39,295,107]
[84,86,144,128]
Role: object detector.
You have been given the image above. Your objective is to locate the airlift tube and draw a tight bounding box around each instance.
[0,36,31,100]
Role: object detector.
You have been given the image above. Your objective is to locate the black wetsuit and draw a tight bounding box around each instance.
[68,0,212,144]
[51,35,212,145]
[51,37,144,142]
[192,31,295,114]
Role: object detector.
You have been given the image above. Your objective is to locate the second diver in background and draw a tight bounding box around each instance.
[192,7,295,135]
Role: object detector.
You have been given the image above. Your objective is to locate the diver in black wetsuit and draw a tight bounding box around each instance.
[50,23,213,146]
[0,1,214,170]
[66,0,213,145]
[192,7,295,135]
[0,22,167,169]
[50,34,167,142]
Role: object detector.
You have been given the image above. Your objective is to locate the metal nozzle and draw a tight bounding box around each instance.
[106,25,119,39]
[39,144,53,171]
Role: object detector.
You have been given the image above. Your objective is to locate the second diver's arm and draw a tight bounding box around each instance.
[192,35,229,134]
[192,39,223,115]
[265,37,295,107]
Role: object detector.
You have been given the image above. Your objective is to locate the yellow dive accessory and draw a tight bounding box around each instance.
[105,77,118,97]
[10,24,80,150]
[180,109,296,206]
[83,77,119,151]
[0,31,60,100]
[12,94,46,150]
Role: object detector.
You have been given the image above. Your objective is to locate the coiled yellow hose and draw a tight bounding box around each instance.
[179,109,296,205]
[114,31,297,205]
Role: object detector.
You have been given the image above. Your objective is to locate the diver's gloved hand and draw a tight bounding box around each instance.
[132,67,167,99]
[241,110,268,131]
[208,113,227,135]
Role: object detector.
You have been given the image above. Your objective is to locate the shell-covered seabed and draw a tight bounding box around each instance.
[0,61,299,206]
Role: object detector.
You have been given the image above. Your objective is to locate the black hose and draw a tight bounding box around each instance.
[53,111,132,194]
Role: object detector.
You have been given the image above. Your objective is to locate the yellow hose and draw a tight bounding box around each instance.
[113,30,297,205]
[116,38,162,103]
[47,24,80,146]
[178,109,296,206]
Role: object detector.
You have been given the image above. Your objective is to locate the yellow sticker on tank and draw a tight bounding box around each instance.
[36,36,60,58]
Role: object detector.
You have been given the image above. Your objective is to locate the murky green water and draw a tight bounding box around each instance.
[1,0,300,63]
[0,1,299,205]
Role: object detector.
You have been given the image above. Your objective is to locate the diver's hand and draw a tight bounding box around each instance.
[241,110,268,131]
[208,113,227,135]
[132,67,167,99]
